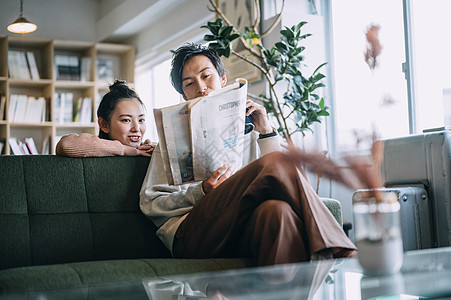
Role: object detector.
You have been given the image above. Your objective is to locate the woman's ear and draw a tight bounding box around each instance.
[221,74,227,87]
[98,117,110,134]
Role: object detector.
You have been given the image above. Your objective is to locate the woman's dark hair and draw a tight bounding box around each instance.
[170,43,226,95]
[97,80,144,140]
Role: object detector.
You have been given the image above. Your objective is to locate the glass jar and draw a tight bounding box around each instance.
[353,190,403,275]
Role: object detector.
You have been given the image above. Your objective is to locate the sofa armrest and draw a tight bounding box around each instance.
[319,197,343,226]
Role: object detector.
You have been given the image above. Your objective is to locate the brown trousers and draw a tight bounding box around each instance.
[173,151,356,266]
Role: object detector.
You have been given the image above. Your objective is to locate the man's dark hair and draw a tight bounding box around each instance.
[170,43,226,95]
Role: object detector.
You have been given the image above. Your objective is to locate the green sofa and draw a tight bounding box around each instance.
[0,155,343,297]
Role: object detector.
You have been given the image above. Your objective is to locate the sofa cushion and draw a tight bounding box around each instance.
[0,156,171,271]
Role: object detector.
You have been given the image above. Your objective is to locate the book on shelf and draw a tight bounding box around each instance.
[45,97,51,122]
[26,51,40,80]
[41,136,50,155]
[12,95,28,123]
[55,55,80,81]
[154,78,248,185]
[63,93,74,122]
[8,50,31,79]
[9,137,40,155]
[54,93,61,122]
[54,55,69,80]
[24,137,39,154]
[80,97,92,123]
[80,57,91,81]
[7,51,20,78]
[68,56,80,81]
[18,51,31,79]
[73,98,83,123]
[18,140,30,155]
[0,139,4,154]
[24,96,46,123]
[9,137,25,155]
[8,94,47,123]
[8,94,18,122]
[53,136,62,153]
[54,92,74,123]
[96,57,114,83]
[73,97,92,123]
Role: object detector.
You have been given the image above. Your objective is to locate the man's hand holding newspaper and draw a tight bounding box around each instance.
[154,78,248,186]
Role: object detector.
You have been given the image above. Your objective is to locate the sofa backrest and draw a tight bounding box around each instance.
[0,156,171,270]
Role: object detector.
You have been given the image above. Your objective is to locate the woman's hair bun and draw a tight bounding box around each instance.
[109,80,129,91]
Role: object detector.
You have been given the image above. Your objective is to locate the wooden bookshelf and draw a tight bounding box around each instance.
[0,36,135,155]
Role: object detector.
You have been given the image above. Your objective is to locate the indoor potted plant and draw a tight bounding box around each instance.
[201,0,329,144]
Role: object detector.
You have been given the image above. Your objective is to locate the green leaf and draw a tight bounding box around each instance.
[295,21,307,33]
[219,25,234,38]
[229,33,241,41]
[312,73,325,82]
[224,46,232,58]
[275,42,288,53]
[280,28,294,40]
[204,34,216,42]
[299,33,312,40]
[312,62,327,75]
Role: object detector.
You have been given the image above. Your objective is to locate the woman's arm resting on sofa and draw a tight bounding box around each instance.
[56,133,149,157]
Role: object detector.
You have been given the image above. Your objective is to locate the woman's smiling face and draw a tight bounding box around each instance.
[103,98,146,147]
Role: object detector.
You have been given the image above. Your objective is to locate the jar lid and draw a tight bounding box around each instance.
[352,188,398,204]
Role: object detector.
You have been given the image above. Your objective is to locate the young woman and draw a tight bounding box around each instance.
[56,80,155,157]
[139,44,357,266]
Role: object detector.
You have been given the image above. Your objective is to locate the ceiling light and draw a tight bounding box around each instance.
[7,0,37,34]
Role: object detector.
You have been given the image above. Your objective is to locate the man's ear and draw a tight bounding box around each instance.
[98,117,110,134]
[221,74,227,87]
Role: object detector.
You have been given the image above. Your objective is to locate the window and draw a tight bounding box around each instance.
[330,0,451,152]
[330,0,408,152]
[410,0,451,132]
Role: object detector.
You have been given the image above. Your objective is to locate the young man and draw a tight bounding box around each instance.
[139,43,356,266]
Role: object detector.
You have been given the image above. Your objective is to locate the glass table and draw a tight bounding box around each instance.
[4,247,451,299]
[142,247,451,299]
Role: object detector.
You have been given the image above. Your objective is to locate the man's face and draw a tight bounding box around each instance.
[181,54,227,100]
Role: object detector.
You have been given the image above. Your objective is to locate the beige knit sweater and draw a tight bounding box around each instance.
[56,133,141,157]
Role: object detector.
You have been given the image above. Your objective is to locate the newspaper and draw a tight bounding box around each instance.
[154,78,248,185]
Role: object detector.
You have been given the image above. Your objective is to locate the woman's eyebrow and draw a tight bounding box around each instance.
[118,114,146,117]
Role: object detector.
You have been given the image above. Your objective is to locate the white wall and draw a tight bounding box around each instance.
[131,0,214,69]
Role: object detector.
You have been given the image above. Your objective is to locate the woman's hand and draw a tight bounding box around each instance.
[137,141,156,157]
[246,100,273,135]
[202,164,234,194]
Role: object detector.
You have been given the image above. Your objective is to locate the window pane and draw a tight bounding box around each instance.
[412,0,451,132]
[331,0,408,152]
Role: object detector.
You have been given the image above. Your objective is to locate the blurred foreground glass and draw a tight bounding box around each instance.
[353,190,403,275]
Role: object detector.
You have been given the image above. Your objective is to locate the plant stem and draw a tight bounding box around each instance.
[261,0,285,38]
[251,0,261,31]
[231,49,291,142]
